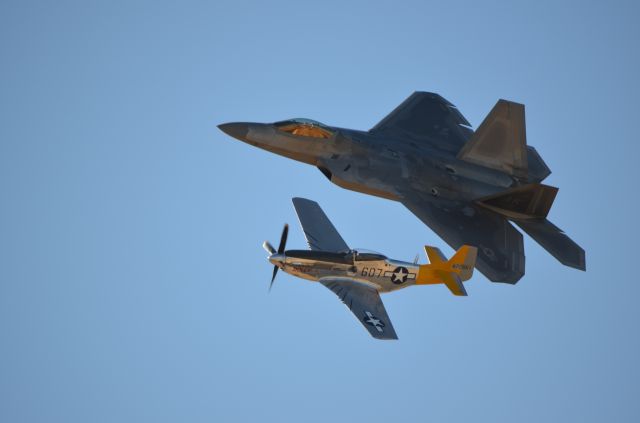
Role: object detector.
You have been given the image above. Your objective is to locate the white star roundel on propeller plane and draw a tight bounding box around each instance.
[390,267,408,284]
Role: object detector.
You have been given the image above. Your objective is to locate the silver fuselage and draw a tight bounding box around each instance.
[269,249,419,293]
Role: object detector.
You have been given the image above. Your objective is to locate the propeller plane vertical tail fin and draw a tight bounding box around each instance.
[416,245,478,296]
[424,246,447,265]
[447,245,477,281]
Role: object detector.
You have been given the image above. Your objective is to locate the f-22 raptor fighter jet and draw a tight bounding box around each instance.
[220,92,585,284]
[264,198,478,340]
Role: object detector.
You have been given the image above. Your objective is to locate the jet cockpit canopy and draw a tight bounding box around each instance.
[274,118,334,139]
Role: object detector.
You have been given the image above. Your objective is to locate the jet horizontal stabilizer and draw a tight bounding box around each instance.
[514,219,586,271]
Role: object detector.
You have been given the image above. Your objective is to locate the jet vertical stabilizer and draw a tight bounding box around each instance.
[457,100,528,179]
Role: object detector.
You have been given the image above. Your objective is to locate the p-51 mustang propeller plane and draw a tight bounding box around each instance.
[264,197,477,340]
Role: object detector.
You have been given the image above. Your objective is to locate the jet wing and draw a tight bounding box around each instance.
[292,197,349,252]
[369,92,473,153]
[402,195,525,284]
[320,278,398,340]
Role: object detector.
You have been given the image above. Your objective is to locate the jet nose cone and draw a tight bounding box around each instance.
[218,122,249,140]
[269,254,285,267]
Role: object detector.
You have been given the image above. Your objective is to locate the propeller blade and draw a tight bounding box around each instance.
[263,241,275,255]
[277,224,289,254]
[269,265,279,291]
[268,224,288,292]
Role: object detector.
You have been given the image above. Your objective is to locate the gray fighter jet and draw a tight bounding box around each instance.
[220,92,585,283]
[266,198,478,340]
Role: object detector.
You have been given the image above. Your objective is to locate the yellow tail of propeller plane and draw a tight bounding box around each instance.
[415,245,478,296]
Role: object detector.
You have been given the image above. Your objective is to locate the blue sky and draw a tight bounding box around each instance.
[1,0,639,421]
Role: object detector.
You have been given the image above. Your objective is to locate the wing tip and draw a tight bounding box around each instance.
[558,249,586,271]
[292,196,315,204]
[371,333,399,341]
